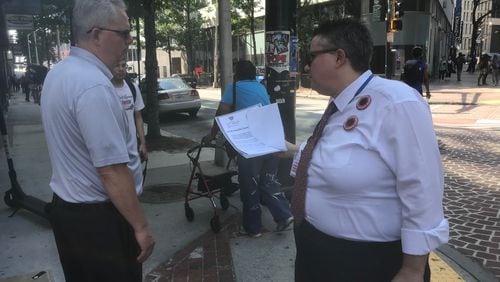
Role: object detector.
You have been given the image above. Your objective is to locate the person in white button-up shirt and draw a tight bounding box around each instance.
[286,19,449,282]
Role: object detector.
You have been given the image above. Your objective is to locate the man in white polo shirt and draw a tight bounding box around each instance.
[40,1,154,281]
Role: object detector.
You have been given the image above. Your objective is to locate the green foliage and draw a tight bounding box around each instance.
[155,0,206,73]
[297,0,360,71]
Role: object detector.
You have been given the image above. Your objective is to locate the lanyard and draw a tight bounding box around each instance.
[348,74,375,104]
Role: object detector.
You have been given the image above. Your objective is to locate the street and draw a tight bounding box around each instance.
[159,87,327,144]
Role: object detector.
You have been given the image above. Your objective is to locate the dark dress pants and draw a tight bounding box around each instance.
[294,220,430,282]
[49,194,142,282]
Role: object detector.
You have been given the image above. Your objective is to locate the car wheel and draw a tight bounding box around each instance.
[188,110,198,117]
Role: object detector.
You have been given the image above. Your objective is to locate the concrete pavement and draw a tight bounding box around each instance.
[1,71,499,281]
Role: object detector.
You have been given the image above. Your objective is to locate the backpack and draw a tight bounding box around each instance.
[124,76,137,102]
[402,59,424,85]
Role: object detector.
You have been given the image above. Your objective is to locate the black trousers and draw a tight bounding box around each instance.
[49,194,141,282]
[294,220,430,282]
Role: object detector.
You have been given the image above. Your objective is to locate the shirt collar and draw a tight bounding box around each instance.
[332,70,373,112]
[69,47,113,80]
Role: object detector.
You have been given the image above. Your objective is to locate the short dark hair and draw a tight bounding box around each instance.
[412,46,423,59]
[234,60,256,81]
[312,19,373,72]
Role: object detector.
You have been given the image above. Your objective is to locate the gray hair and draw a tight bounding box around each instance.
[72,0,127,43]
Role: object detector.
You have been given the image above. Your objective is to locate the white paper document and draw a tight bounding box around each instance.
[215,103,287,158]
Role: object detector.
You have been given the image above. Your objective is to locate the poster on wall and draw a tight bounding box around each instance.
[265,31,290,73]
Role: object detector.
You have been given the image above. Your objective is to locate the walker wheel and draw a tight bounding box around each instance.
[4,191,15,208]
[210,215,221,233]
[220,196,229,211]
[184,203,194,222]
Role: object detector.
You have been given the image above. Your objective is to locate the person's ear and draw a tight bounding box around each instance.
[335,49,347,66]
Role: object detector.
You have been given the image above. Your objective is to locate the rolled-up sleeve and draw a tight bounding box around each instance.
[377,100,449,255]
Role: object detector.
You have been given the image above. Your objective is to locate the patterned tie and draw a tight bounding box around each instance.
[291,101,338,225]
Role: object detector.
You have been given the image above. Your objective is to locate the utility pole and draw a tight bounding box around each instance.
[27,33,31,64]
[214,0,233,166]
[33,31,39,65]
[385,0,392,79]
[265,0,297,186]
[212,4,219,88]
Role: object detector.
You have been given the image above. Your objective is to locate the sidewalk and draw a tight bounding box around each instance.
[1,70,499,281]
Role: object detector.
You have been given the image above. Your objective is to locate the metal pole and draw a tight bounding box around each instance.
[27,33,31,64]
[135,17,141,80]
[212,5,219,88]
[265,0,297,186]
[214,0,233,167]
[33,31,39,65]
[56,26,61,61]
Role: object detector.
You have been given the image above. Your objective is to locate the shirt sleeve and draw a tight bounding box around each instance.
[220,83,234,105]
[133,83,145,111]
[75,85,130,168]
[377,100,449,255]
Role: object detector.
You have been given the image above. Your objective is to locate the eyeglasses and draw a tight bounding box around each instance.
[305,48,338,66]
[87,27,131,40]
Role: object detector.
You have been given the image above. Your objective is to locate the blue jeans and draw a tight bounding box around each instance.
[238,154,292,234]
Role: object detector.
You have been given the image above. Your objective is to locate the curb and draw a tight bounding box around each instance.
[437,245,498,282]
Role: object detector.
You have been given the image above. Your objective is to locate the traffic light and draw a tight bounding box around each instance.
[390,19,403,31]
[394,0,404,19]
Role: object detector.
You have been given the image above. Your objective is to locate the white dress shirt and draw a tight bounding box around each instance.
[299,70,449,255]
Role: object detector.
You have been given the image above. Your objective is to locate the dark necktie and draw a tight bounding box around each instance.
[291,101,338,225]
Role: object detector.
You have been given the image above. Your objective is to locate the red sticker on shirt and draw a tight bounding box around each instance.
[343,116,358,131]
[356,95,371,110]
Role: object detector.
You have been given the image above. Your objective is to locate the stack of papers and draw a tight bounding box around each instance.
[215,103,287,159]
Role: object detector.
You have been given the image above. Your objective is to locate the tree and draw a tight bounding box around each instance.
[142,0,161,138]
[231,0,263,64]
[469,0,500,57]
[156,0,205,75]
[16,0,72,66]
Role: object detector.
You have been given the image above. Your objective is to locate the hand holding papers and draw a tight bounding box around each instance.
[215,103,287,158]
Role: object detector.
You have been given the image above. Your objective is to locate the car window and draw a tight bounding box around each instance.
[158,79,188,90]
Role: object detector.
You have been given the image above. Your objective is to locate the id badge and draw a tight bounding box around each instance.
[290,142,306,177]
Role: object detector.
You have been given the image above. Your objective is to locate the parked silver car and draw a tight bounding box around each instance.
[157,78,201,117]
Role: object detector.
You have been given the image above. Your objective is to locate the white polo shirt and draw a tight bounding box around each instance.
[41,47,143,203]
[295,71,449,256]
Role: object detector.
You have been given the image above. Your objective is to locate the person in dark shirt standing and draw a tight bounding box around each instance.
[402,46,431,99]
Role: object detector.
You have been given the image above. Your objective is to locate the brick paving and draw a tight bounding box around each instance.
[437,127,500,280]
[145,214,240,282]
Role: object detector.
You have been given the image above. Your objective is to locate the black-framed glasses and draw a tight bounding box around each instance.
[305,48,338,66]
[87,27,131,40]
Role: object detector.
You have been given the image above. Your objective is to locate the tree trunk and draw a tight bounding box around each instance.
[250,0,257,64]
[143,0,161,138]
[186,0,195,74]
[470,1,479,57]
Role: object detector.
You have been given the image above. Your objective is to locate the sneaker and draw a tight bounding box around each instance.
[276,217,294,232]
[239,228,262,238]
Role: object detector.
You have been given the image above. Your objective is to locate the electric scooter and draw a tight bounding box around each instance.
[1,105,49,220]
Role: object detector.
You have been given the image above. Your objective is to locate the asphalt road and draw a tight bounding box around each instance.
[159,87,326,143]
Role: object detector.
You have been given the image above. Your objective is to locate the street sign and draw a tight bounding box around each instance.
[6,14,34,30]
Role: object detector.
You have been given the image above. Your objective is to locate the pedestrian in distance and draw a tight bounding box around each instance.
[439,56,447,81]
[401,46,431,100]
[455,52,466,82]
[40,1,155,281]
[111,59,148,162]
[20,75,30,102]
[467,54,477,73]
[491,54,499,86]
[477,53,490,86]
[282,19,449,282]
[204,60,294,238]
[446,55,455,79]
